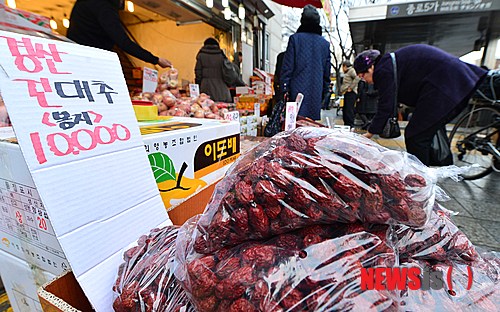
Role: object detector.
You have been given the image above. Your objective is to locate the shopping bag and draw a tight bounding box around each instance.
[264,98,286,137]
[429,127,453,166]
[379,117,401,138]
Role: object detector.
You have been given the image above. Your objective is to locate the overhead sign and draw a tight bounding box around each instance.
[0,30,169,311]
[387,0,500,18]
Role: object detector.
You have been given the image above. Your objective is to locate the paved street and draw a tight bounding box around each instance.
[321,108,500,252]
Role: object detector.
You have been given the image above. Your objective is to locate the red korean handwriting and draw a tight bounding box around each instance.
[0,36,70,74]
[30,123,131,164]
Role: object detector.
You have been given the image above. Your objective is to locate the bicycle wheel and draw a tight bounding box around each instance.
[448,106,500,180]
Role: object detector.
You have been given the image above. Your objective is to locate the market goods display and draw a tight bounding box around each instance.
[132,91,233,119]
[192,127,436,254]
[175,222,397,312]
[174,216,499,312]
[112,127,499,312]
[113,226,194,312]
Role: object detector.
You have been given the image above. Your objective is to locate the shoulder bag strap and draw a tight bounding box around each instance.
[390,52,398,118]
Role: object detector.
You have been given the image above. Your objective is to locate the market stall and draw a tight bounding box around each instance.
[1,5,499,312]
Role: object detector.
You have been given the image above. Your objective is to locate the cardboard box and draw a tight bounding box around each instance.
[39,271,91,312]
[0,30,170,311]
[139,117,240,211]
[0,138,69,276]
[0,249,55,312]
[38,180,220,311]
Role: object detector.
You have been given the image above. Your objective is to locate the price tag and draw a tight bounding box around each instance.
[284,102,298,131]
[295,93,304,113]
[224,111,240,123]
[189,84,200,98]
[142,67,158,93]
[254,102,260,118]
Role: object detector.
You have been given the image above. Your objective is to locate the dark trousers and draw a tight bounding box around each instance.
[405,122,450,166]
[343,91,357,127]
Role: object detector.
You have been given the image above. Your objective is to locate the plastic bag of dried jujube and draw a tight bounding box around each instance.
[174,220,398,312]
[113,226,194,312]
[194,127,437,254]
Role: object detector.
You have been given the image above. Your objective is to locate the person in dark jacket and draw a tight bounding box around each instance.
[354,44,487,165]
[280,4,331,121]
[195,38,232,103]
[67,0,171,68]
[356,79,378,129]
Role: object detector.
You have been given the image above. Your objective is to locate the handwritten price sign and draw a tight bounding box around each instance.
[224,111,240,123]
[142,67,158,93]
[0,31,142,169]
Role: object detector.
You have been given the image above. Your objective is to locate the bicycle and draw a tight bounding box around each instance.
[448,71,500,180]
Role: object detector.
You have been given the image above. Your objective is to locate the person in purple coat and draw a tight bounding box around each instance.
[280,5,331,121]
[354,44,487,165]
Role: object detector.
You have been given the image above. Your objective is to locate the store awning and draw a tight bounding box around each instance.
[133,0,274,29]
[349,0,500,57]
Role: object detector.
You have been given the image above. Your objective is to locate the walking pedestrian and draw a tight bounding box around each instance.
[280,4,331,120]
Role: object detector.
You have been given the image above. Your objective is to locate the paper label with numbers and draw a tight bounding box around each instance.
[142,67,158,93]
[0,30,169,311]
[224,111,240,123]
[189,84,200,98]
[0,178,69,274]
[284,102,298,131]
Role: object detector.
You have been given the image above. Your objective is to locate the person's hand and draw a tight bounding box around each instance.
[157,58,172,68]
[363,132,374,139]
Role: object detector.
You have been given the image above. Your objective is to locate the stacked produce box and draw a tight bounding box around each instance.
[113,127,500,311]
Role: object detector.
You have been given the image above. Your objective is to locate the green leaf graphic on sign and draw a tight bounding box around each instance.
[148,152,176,183]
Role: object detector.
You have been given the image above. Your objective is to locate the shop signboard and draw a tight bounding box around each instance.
[387,0,500,18]
[0,30,169,311]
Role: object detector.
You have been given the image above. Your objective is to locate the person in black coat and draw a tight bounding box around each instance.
[194,38,232,103]
[67,0,171,68]
[354,44,487,165]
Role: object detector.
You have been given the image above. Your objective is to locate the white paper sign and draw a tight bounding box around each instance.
[189,83,200,98]
[284,102,298,131]
[0,31,169,311]
[295,93,304,113]
[142,67,158,93]
[224,111,240,123]
[254,102,260,118]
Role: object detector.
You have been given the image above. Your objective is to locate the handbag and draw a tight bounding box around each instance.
[429,127,453,166]
[264,98,286,137]
[379,52,401,139]
[222,56,239,86]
